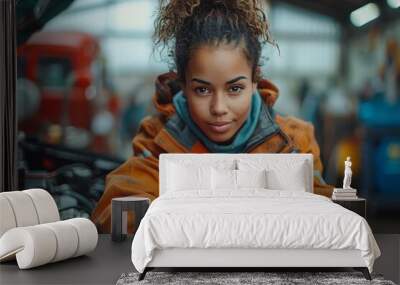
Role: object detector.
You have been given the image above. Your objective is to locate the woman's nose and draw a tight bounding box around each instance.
[210,93,228,116]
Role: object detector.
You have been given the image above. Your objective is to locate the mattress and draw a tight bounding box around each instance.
[131,189,381,273]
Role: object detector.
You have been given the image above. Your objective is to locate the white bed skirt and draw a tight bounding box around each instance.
[148,248,366,268]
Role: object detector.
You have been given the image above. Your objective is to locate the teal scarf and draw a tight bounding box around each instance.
[172,90,262,153]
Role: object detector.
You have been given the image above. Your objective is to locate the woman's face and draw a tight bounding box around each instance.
[181,43,257,143]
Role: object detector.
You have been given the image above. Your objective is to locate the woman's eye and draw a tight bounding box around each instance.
[229,86,243,94]
[194,87,210,96]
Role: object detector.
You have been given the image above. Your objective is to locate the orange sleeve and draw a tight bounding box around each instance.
[302,122,334,198]
[91,156,159,233]
[91,116,163,233]
[278,115,334,198]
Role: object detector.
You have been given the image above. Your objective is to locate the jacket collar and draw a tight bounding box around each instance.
[153,101,294,154]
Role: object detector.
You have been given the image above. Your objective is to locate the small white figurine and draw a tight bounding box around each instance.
[343,156,353,189]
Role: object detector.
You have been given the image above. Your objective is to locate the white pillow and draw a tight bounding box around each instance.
[237,159,309,192]
[212,168,237,190]
[167,162,212,191]
[266,163,307,192]
[236,169,267,189]
[211,169,267,190]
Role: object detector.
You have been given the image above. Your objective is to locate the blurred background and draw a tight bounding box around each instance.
[15,0,399,231]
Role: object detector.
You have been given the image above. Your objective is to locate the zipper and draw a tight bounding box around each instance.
[245,128,295,153]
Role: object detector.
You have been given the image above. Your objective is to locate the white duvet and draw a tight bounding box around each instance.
[131,189,381,273]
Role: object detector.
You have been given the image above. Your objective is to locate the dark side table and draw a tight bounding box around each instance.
[112,196,150,242]
[332,197,366,219]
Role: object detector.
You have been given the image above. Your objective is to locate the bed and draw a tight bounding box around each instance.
[131,153,381,281]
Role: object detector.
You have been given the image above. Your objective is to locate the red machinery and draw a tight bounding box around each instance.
[17,31,118,152]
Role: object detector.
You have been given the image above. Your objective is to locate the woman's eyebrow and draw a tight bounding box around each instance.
[226,76,247,84]
[192,78,211,85]
[191,76,247,85]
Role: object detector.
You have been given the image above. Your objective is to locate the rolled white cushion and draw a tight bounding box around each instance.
[66,218,98,257]
[0,191,39,227]
[0,226,57,269]
[0,196,17,237]
[0,218,98,269]
[42,221,79,262]
[23,189,60,223]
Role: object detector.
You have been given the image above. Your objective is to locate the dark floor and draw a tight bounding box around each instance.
[0,234,399,285]
[373,234,400,284]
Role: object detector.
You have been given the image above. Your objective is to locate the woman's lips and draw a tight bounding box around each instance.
[208,122,232,133]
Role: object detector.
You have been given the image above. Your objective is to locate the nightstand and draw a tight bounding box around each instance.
[332,197,366,218]
[111,196,150,242]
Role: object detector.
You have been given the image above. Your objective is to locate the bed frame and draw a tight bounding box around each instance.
[138,154,372,281]
[139,248,371,280]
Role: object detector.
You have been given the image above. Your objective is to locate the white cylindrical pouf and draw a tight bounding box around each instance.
[0,196,17,237]
[66,218,98,257]
[23,189,60,224]
[1,192,39,227]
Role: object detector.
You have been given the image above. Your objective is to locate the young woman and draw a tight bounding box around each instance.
[92,0,333,233]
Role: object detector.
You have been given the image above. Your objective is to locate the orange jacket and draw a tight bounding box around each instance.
[91,71,334,233]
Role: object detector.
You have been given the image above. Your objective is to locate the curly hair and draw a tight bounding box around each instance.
[152,0,277,84]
